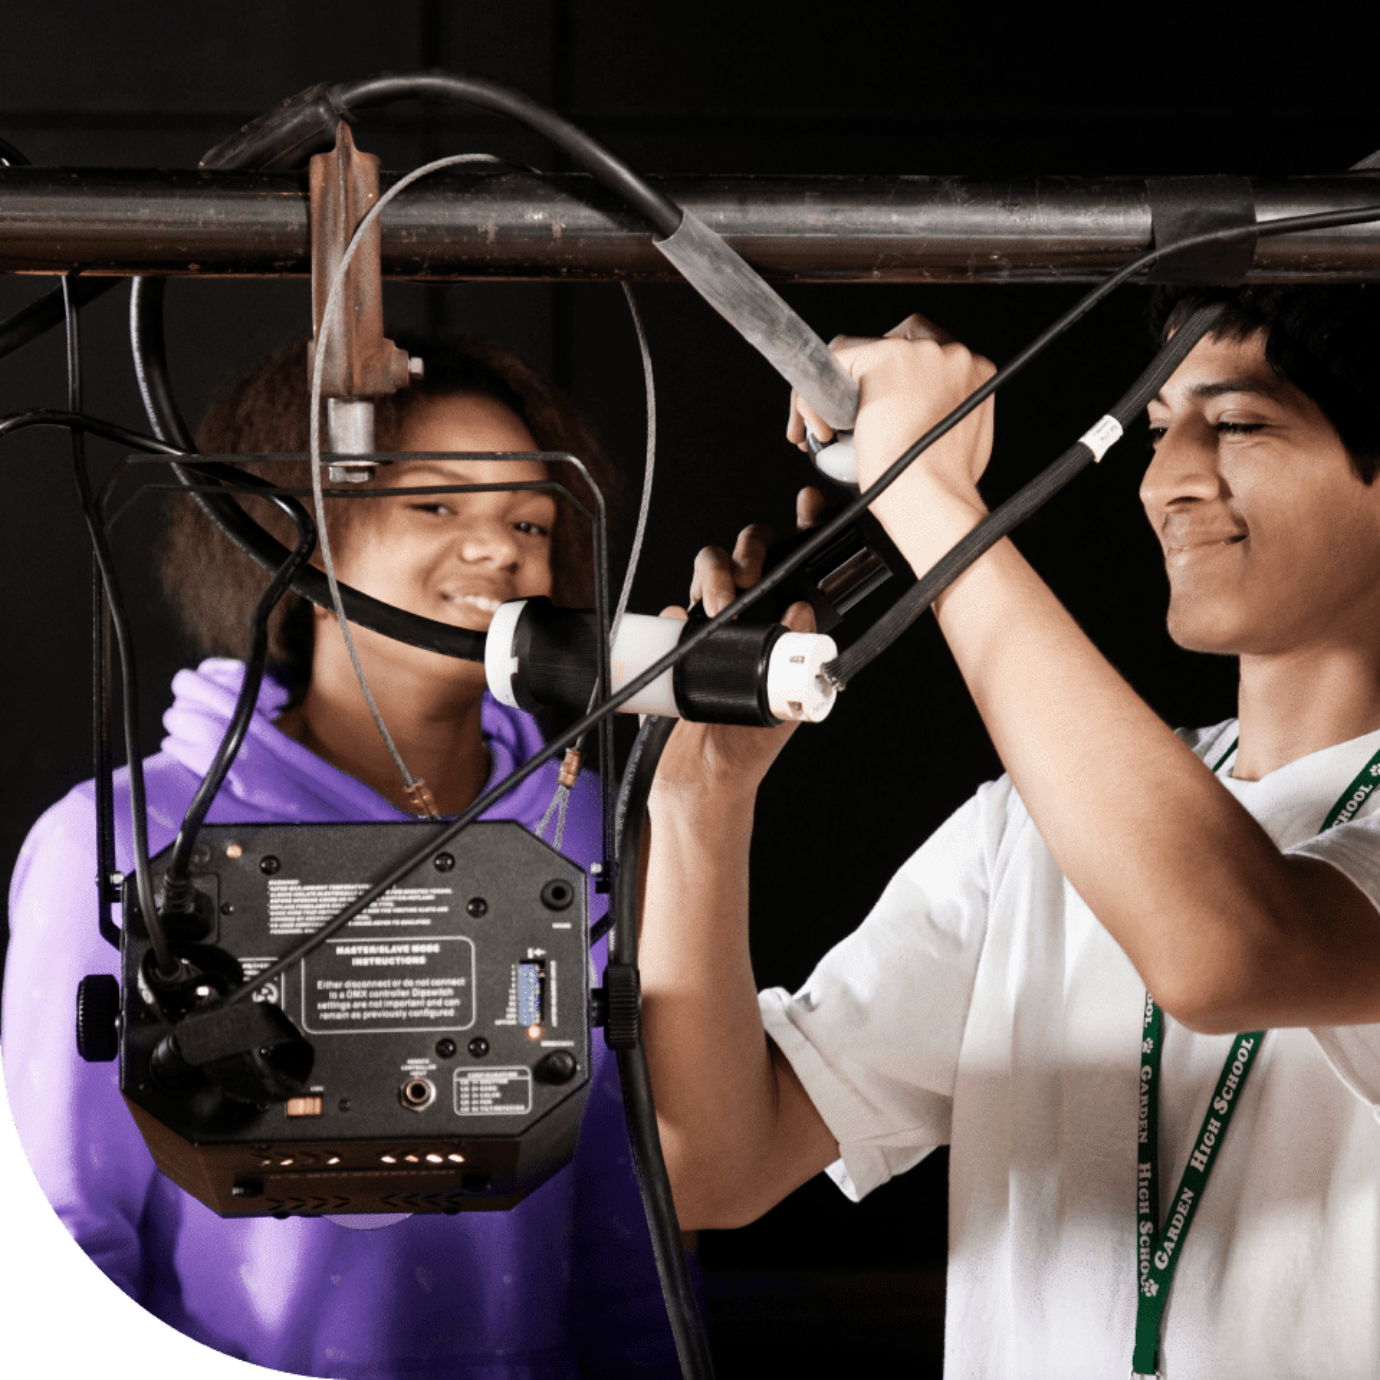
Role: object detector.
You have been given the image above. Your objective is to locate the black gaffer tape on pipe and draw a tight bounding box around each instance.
[1145,175,1258,285]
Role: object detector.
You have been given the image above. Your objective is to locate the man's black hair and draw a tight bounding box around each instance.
[1150,283,1380,484]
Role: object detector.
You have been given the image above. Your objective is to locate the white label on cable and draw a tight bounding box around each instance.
[1078,414,1124,462]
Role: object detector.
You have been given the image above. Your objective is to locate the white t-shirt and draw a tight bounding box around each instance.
[762,720,1380,1379]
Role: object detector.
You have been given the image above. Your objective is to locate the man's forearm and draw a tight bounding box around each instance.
[905,501,1380,1030]
[640,781,835,1227]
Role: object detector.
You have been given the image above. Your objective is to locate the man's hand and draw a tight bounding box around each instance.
[787,313,997,576]
[651,487,826,803]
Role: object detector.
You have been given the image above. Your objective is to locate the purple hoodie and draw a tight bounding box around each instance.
[3,660,684,1378]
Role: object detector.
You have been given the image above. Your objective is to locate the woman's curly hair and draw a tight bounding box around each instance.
[162,333,621,695]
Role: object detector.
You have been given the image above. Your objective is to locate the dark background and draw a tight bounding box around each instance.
[0,3,1377,1376]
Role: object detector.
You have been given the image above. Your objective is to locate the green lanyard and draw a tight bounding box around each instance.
[1131,731,1380,1378]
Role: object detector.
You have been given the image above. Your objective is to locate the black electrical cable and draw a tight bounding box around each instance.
[134,70,682,460]
[164,200,1380,1010]
[209,202,1380,1009]
[133,180,1380,697]
[608,714,715,1380]
[0,279,120,364]
[92,552,119,949]
[132,81,1262,755]
[0,145,124,372]
[329,73,683,236]
[0,407,191,456]
[60,274,178,981]
[128,278,195,451]
[670,201,1380,697]
[161,498,318,903]
[827,299,1228,683]
[0,404,181,956]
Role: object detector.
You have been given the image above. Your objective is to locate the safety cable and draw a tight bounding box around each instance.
[611,284,658,649]
[127,137,659,836]
[537,281,658,850]
[150,130,631,852]
[91,550,118,949]
[308,152,511,814]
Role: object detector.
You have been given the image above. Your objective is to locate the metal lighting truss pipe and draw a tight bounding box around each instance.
[2,169,1380,282]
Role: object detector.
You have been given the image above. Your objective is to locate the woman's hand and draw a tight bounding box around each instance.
[787,313,997,572]
[650,488,825,807]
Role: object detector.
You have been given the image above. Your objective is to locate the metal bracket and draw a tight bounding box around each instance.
[306,122,414,479]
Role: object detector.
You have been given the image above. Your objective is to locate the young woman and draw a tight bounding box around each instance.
[3,335,686,1377]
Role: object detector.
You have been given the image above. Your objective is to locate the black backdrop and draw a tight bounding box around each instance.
[0,3,1375,1375]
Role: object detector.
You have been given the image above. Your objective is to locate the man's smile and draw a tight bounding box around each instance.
[1164,535,1247,560]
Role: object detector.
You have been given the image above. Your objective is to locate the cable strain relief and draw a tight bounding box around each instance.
[602,963,642,1050]
[200,81,347,172]
[160,870,195,914]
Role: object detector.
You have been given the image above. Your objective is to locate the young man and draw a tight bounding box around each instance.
[641,286,1380,1377]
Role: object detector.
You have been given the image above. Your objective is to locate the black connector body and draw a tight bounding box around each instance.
[503,599,786,727]
[673,612,783,725]
[760,507,903,633]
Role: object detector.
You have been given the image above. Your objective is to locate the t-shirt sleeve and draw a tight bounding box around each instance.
[760,781,1003,1202]
[1287,818,1380,1113]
